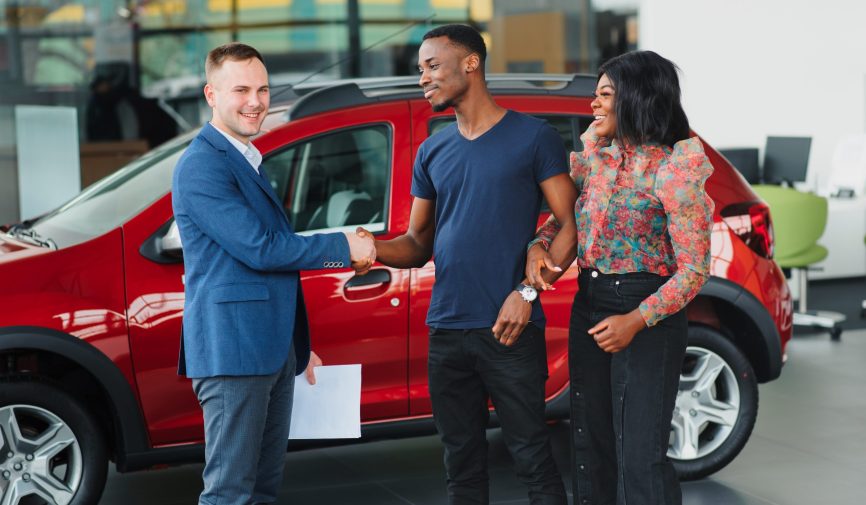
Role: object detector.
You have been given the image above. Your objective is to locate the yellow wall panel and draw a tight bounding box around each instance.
[210,0,293,11]
[431,0,468,9]
[44,4,85,23]
[141,0,187,17]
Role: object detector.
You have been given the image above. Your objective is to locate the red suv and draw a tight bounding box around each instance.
[0,75,792,505]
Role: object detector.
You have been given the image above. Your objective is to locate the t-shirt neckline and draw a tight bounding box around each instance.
[456,109,512,143]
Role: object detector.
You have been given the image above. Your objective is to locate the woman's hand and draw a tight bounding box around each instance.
[525,243,562,291]
[588,309,647,353]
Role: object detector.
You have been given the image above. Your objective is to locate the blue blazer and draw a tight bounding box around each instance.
[172,123,350,378]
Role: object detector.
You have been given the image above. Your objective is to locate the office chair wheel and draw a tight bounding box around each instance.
[830,327,842,342]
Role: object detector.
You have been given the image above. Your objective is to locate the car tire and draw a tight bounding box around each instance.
[669,325,759,480]
[0,380,108,505]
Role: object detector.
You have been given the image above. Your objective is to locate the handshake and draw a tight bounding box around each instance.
[343,228,376,274]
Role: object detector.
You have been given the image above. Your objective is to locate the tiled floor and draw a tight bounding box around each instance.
[102,329,866,505]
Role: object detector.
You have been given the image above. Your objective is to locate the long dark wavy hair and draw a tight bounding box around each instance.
[598,51,691,148]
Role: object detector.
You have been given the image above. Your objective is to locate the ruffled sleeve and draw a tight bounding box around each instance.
[638,137,715,326]
[579,125,608,152]
[572,125,611,190]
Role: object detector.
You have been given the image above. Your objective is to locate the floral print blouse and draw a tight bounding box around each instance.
[534,126,714,327]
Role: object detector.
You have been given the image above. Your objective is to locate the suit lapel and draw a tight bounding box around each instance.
[228,146,284,210]
[200,124,287,218]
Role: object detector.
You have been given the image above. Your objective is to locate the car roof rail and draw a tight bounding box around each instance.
[287,73,598,121]
[287,83,369,121]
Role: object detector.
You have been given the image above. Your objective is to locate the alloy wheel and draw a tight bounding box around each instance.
[0,404,82,505]
[669,346,741,460]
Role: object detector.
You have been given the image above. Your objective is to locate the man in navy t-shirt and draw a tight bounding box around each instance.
[412,110,564,329]
[365,25,578,505]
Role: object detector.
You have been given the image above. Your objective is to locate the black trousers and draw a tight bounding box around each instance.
[570,269,688,505]
[428,324,567,505]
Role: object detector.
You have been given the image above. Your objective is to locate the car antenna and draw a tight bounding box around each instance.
[271,13,436,100]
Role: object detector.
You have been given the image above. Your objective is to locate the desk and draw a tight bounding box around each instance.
[811,195,866,280]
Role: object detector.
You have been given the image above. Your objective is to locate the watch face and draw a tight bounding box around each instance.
[521,285,538,302]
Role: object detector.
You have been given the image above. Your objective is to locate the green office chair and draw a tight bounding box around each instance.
[753,185,845,340]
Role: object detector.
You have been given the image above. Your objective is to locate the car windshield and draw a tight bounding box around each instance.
[30,131,196,249]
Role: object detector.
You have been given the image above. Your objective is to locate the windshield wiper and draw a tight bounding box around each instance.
[5,216,42,233]
[6,227,57,250]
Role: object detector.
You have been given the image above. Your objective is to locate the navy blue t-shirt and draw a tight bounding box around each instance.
[411,110,568,329]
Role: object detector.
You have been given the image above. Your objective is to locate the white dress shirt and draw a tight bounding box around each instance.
[210,122,263,173]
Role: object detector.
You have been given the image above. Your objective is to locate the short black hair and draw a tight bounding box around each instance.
[422,24,486,64]
[598,50,690,147]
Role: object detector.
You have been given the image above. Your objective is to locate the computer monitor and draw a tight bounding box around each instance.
[718,148,761,184]
[763,136,811,186]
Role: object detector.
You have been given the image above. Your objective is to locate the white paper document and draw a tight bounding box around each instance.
[289,364,362,439]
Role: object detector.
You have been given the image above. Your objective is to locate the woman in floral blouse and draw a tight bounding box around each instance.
[527,51,714,504]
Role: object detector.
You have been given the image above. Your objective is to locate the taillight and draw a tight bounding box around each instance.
[721,201,774,259]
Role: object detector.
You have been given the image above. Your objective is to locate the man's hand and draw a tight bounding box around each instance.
[353,227,376,275]
[344,230,376,273]
[304,351,323,385]
[587,309,647,353]
[525,243,562,291]
[492,291,532,346]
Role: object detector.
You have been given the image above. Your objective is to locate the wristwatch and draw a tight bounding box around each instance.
[516,283,538,303]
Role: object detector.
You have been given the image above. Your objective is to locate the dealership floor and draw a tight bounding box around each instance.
[102,327,866,505]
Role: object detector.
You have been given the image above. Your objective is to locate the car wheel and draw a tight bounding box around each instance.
[669,325,758,480]
[0,380,108,505]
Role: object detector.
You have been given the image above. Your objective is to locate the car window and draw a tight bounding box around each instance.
[262,124,391,234]
[429,114,594,153]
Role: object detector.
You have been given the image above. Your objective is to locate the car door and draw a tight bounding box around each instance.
[259,103,413,421]
[123,166,200,447]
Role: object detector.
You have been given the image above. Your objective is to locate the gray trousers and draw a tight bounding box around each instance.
[192,344,297,505]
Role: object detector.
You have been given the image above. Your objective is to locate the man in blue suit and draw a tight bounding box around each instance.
[172,43,375,505]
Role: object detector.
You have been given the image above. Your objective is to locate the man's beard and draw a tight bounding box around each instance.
[432,99,454,113]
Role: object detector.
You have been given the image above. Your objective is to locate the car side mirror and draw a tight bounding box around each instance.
[160,220,184,258]
[140,218,183,264]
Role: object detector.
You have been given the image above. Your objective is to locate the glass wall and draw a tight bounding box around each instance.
[0,0,637,224]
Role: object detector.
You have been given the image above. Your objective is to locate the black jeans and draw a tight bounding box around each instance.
[570,269,688,505]
[428,324,567,505]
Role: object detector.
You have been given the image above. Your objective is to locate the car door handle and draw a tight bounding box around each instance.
[345,269,391,290]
